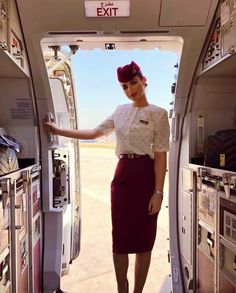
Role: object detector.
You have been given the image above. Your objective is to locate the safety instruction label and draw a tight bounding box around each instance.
[10,98,33,120]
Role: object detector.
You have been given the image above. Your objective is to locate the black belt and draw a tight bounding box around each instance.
[119,154,148,159]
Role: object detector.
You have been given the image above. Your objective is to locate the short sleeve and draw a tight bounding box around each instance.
[95,112,115,136]
[152,110,170,152]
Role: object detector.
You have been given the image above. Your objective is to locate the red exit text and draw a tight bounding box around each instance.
[97,7,118,16]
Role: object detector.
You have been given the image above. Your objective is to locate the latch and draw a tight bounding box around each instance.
[207,232,214,257]
[229,45,236,55]
[171,82,176,94]
[172,112,180,142]
[53,151,69,208]
[0,179,10,210]
[167,250,170,263]
[198,224,202,245]
[22,170,30,194]
[45,112,55,143]
[223,173,236,199]
[197,167,207,189]
[47,45,79,76]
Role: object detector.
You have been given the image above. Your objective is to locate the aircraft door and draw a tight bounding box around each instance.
[42,73,81,291]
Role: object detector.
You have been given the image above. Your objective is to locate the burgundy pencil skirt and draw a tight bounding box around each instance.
[111,155,158,254]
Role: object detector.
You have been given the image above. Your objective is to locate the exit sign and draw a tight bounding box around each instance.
[84,1,130,17]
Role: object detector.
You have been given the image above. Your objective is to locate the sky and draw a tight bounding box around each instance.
[71,49,178,129]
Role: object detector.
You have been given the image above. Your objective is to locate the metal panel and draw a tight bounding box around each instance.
[0,248,11,293]
[219,271,236,292]
[197,249,215,292]
[0,179,10,255]
[12,175,29,293]
[219,241,236,288]
[0,0,8,50]
[198,185,217,228]
[28,169,42,293]
[220,197,236,237]
[181,191,192,264]
[33,239,41,293]
[224,211,236,245]
[48,78,71,148]
[160,0,212,26]
[198,223,215,260]
[221,0,236,56]
[17,0,162,32]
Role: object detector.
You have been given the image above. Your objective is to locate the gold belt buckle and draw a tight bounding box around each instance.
[128,154,134,159]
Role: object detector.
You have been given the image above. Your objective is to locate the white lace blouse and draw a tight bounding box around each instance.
[95,103,170,158]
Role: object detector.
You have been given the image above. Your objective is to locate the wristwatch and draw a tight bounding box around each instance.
[154,189,163,196]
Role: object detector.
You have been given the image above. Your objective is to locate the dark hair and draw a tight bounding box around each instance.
[136,72,147,87]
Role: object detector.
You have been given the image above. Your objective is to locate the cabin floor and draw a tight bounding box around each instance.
[61,146,171,293]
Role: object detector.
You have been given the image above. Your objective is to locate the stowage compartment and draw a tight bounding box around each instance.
[204,129,236,172]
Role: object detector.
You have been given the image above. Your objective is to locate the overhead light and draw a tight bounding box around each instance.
[84,1,130,17]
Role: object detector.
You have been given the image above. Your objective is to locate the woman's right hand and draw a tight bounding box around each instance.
[44,121,59,135]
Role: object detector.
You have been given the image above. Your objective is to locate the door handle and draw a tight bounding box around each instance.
[45,112,55,143]
[172,112,180,142]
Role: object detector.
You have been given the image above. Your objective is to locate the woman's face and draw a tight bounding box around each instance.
[120,75,147,102]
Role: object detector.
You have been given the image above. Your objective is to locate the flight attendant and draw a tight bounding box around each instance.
[45,61,170,293]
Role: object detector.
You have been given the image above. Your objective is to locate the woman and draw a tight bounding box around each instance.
[45,61,170,293]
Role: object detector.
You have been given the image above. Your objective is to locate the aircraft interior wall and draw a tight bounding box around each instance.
[189,76,236,165]
[0,63,42,293]
[176,0,236,291]
[0,78,38,164]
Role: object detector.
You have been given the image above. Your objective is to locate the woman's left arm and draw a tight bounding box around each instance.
[148,151,167,215]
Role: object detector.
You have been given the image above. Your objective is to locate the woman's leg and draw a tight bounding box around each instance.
[113,253,129,293]
[133,251,152,293]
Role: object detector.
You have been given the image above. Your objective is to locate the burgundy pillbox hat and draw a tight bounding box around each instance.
[117,61,142,82]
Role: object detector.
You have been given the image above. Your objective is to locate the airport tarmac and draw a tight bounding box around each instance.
[61,146,171,293]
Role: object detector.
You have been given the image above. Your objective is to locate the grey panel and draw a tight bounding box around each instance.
[160,0,212,26]
[181,191,192,264]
